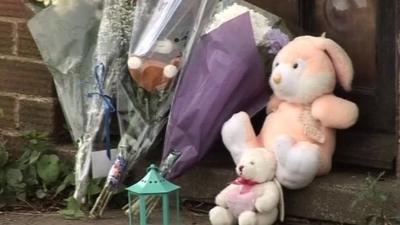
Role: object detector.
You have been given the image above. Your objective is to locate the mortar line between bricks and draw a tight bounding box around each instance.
[14,97,20,129]
[0,128,23,137]
[0,92,56,103]
[0,54,44,64]
[0,17,26,24]
[12,21,18,55]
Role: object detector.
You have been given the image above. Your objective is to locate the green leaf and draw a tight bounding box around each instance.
[1,186,17,204]
[16,151,31,168]
[65,196,80,210]
[60,209,85,220]
[54,174,74,198]
[6,168,23,187]
[0,170,5,185]
[16,189,27,201]
[377,193,388,202]
[35,189,47,199]
[59,196,85,220]
[366,215,378,225]
[37,154,60,185]
[87,180,102,196]
[28,151,41,165]
[23,131,52,154]
[0,149,8,168]
[24,165,38,186]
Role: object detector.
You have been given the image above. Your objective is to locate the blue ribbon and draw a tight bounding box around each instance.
[88,63,115,160]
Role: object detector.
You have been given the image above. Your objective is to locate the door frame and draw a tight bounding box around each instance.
[298,0,398,170]
[396,0,400,177]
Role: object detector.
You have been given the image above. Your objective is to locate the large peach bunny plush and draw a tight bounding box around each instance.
[222,35,359,189]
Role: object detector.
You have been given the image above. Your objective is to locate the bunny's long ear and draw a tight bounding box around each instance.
[316,37,354,91]
[221,112,260,165]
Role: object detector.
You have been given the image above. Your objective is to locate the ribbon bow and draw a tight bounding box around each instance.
[232,177,260,194]
[88,63,116,160]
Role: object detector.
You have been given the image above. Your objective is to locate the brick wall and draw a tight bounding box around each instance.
[0,1,65,152]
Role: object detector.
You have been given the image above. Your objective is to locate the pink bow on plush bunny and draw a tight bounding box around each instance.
[222,35,359,189]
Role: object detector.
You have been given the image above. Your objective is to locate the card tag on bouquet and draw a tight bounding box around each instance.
[91,148,118,178]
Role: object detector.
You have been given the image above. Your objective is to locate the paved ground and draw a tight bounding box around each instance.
[0,209,210,225]
[0,210,343,225]
[0,209,347,225]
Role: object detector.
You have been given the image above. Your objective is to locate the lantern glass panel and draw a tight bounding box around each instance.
[127,192,180,225]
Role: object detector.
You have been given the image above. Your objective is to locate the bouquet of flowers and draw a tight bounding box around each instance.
[73,0,135,204]
[27,0,107,205]
[123,0,292,216]
[161,0,291,179]
[89,0,219,218]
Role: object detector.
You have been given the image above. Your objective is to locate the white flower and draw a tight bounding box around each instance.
[33,0,56,6]
[205,3,271,46]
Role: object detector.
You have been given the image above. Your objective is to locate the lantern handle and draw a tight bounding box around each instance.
[147,164,159,173]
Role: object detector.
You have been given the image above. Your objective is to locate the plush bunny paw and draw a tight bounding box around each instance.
[275,139,320,189]
[255,197,272,213]
[257,210,278,225]
[127,56,143,69]
[163,64,179,78]
[238,211,257,225]
[254,184,279,213]
[274,135,295,166]
[215,193,228,208]
[210,206,235,225]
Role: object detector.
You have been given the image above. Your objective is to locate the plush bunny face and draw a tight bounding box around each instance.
[269,36,353,104]
[235,149,276,183]
[153,39,175,54]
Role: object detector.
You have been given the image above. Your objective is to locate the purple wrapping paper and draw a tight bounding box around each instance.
[163,13,268,178]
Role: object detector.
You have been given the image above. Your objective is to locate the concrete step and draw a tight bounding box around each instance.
[173,164,400,225]
[56,144,400,224]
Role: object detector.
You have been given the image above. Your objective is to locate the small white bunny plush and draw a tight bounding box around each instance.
[209,148,284,225]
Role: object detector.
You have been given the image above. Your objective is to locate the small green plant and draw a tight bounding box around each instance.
[351,172,400,225]
[0,132,74,209]
[59,196,85,220]
[59,178,103,220]
[0,131,104,219]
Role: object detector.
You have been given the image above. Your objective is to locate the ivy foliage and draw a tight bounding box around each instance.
[0,132,105,220]
[0,132,74,208]
[351,172,400,225]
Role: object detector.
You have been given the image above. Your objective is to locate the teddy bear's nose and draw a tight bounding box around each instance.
[239,165,244,172]
[273,74,282,84]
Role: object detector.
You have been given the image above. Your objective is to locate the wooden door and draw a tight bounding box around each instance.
[247,0,398,170]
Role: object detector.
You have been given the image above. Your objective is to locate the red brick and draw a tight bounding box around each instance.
[17,22,42,59]
[0,21,14,55]
[0,95,16,129]
[0,132,27,159]
[0,58,55,97]
[0,0,25,18]
[18,98,66,137]
[19,99,57,134]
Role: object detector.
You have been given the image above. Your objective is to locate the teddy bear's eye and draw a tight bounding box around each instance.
[293,63,299,69]
[250,161,255,165]
[274,62,279,67]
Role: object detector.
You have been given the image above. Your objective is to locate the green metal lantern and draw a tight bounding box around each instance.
[126,164,180,225]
